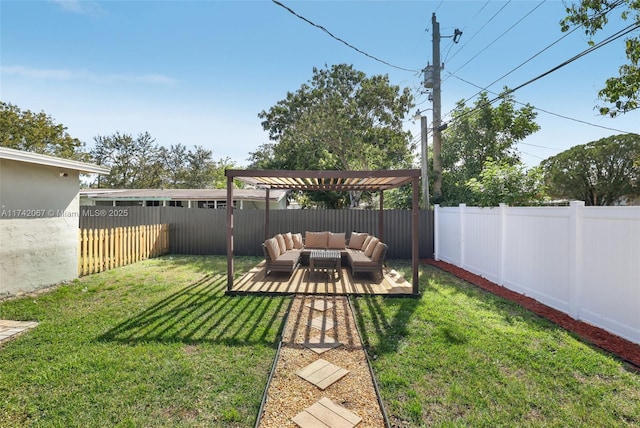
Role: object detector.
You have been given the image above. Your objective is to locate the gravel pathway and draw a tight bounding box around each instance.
[257,295,386,427]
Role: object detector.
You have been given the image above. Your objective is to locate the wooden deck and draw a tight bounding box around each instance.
[230,261,414,295]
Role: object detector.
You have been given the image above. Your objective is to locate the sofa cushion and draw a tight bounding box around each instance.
[371,242,386,262]
[305,231,329,249]
[327,232,346,249]
[275,234,286,255]
[292,233,304,249]
[348,250,373,266]
[284,232,294,250]
[268,253,299,268]
[264,238,280,260]
[348,232,368,250]
[364,237,380,257]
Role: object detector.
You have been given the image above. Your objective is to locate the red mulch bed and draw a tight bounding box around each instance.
[423,259,640,368]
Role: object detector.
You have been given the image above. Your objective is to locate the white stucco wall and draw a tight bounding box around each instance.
[0,159,80,296]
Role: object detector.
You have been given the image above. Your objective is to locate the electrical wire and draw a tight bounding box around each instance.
[473,0,492,19]
[442,0,492,64]
[454,25,580,106]
[448,73,638,135]
[446,1,547,79]
[446,0,512,64]
[272,0,420,73]
[494,21,640,102]
[440,20,640,131]
[449,0,628,107]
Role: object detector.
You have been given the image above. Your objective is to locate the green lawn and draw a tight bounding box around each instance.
[353,263,640,427]
[0,256,289,427]
[2,256,639,427]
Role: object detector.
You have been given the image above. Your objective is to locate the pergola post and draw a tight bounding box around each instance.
[226,174,234,292]
[378,190,384,242]
[264,188,270,241]
[412,176,419,294]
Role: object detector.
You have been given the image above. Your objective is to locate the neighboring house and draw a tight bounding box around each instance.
[79,188,289,210]
[0,147,110,297]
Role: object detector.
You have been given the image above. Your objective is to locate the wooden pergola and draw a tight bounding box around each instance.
[225,169,421,295]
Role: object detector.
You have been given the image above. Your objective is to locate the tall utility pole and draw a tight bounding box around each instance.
[431,12,443,200]
[426,13,461,201]
[420,115,429,209]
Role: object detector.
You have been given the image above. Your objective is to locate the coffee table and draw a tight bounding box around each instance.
[309,249,341,280]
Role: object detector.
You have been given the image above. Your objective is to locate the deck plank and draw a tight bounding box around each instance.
[233,262,413,295]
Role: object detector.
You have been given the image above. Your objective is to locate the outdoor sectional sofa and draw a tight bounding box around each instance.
[262,231,388,278]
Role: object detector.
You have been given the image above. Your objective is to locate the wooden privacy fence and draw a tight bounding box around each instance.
[79,224,170,276]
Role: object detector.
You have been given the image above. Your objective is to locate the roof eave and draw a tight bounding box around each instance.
[0,147,110,174]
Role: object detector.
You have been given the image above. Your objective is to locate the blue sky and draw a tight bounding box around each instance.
[1,0,639,168]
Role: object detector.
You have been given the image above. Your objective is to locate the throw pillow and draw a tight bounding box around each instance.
[364,237,380,257]
[265,238,280,260]
[275,234,286,255]
[362,235,373,252]
[371,242,386,261]
[284,232,294,250]
[347,232,368,250]
[292,233,304,249]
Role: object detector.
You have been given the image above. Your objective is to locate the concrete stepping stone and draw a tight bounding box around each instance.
[305,300,334,312]
[292,397,361,428]
[309,316,334,331]
[296,358,349,390]
[0,320,39,343]
[303,335,341,355]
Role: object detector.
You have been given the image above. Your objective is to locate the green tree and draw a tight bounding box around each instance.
[561,0,640,116]
[184,146,217,189]
[0,101,87,160]
[158,144,189,188]
[91,134,231,189]
[91,132,163,188]
[211,156,238,189]
[439,92,540,206]
[251,64,415,208]
[466,158,545,206]
[541,134,640,205]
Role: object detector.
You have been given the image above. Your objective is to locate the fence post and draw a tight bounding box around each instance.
[568,200,585,319]
[78,229,82,276]
[91,229,98,274]
[498,203,507,286]
[98,229,104,273]
[434,204,440,261]
[459,203,466,268]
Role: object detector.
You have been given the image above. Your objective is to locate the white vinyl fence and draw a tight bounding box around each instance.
[434,201,640,344]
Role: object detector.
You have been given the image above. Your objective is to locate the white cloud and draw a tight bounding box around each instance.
[1,65,177,86]
[49,0,105,16]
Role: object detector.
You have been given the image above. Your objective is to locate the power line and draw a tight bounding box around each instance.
[272,0,420,73]
[442,20,640,130]
[454,24,580,106]
[447,1,547,79]
[442,0,492,64]
[446,0,512,64]
[494,21,640,102]
[448,73,638,135]
[472,0,492,19]
[446,0,626,99]
[518,149,545,160]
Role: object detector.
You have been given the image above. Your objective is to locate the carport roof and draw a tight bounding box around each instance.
[225,169,421,192]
